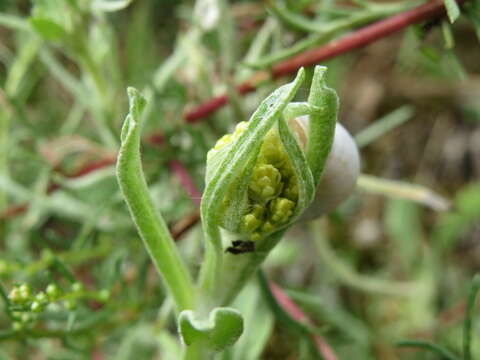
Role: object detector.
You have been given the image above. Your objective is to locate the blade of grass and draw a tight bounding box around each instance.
[354,105,414,148]
[463,274,480,360]
[444,0,461,23]
[357,174,450,211]
[396,340,460,360]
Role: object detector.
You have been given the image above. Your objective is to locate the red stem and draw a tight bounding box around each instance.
[183,0,464,122]
[270,282,338,360]
[272,0,465,78]
[184,79,259,123]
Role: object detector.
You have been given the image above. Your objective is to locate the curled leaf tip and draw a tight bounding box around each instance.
[127,87,147,121]
[121,87,147,143]
[178,307,244,351]
[314,64,327,77]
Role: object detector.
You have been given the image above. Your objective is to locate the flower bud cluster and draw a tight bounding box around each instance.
[7,282,110,330]
[207,122,248,160]
[208,122,299,241]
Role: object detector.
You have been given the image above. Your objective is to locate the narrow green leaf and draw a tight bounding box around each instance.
[116,87,194,312]
[463,274,480,360]
[0,13,30,31]
[269,0,324,33]
[5,35,41,98]
[441,21,455,48]
[396,340,460,360]
[357,174,450,211]
[306,65,338,186]
[444,0,460,23]
[29,17,67,41]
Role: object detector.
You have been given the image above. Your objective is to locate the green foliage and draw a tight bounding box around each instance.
[435,183,480,250]
[444,0,461,23]
[397,274,480,360]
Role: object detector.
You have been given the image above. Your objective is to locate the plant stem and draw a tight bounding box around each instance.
[357,174,450,211]
[117,88,195,312]
[214,231,285,306]
[183,344,198,360]
[198,222,223,309]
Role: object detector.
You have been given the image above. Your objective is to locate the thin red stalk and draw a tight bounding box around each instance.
[184,79,260,123]
[270,282,338,360]
[270,282,307,321]
[183,0,465,122]
[272,0,466,77]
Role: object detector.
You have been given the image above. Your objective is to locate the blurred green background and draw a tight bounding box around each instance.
[0,0,479,359]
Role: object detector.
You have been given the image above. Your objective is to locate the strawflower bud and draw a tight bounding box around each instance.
[207,124,302,241]
[199,66,341,309]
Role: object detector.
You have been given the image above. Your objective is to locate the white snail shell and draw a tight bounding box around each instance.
[292,116,360,221]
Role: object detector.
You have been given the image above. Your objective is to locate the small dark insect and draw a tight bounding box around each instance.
[225,240,255,255]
